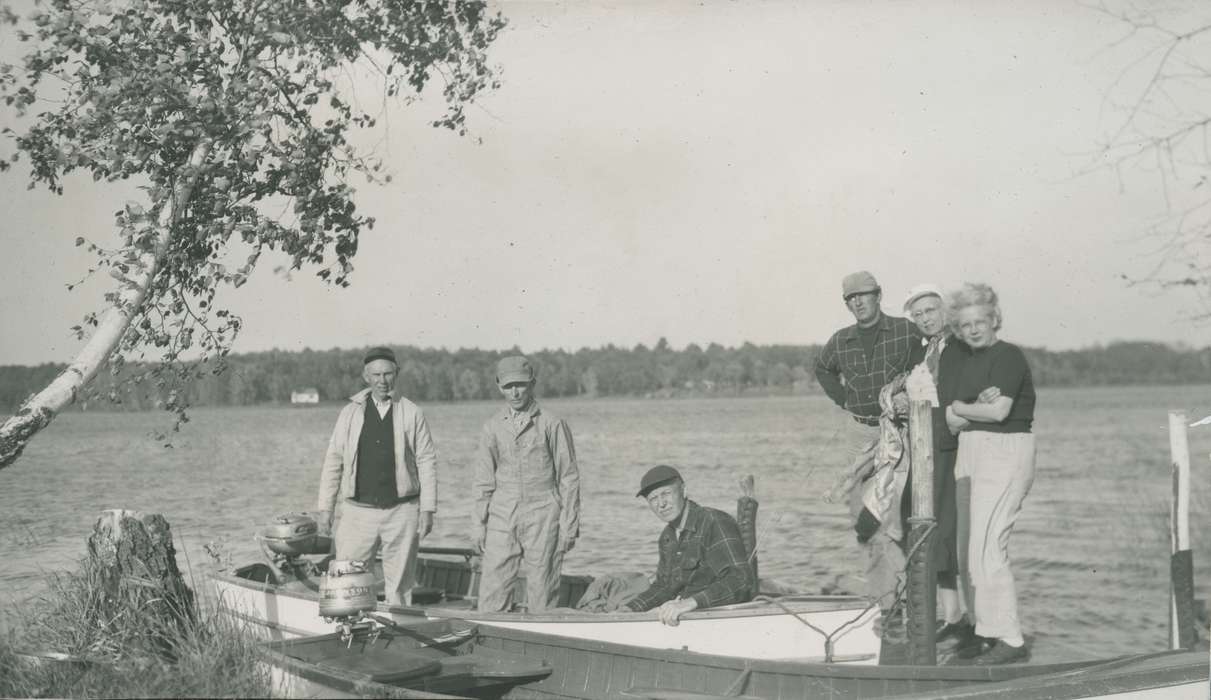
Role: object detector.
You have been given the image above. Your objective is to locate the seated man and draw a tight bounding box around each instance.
[624,465,754,626]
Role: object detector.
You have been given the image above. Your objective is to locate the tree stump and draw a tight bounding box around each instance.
[86,510,196,657]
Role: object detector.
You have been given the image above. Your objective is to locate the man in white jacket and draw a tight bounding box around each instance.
[317,346,438,606]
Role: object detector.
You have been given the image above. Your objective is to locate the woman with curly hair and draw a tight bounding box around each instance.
[943,282,1037,665]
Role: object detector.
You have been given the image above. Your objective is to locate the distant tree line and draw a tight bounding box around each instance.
[0,339,1208,412]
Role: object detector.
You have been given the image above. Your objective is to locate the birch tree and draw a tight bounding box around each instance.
[1091,3,1211,321]
[0,0,506,468]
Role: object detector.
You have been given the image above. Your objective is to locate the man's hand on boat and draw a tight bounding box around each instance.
[419,511,434,539]
[318,510,333,535]
[657,597,698,626]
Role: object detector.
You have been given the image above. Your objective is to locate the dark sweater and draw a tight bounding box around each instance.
[355,400,398,505]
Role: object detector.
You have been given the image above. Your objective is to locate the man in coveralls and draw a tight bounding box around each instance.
[471,355,581,612]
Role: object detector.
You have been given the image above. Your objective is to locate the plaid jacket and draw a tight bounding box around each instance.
[625,500,753,612]
[814,313,924,424]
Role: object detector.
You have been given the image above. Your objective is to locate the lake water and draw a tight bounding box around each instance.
[2,386,1209,663]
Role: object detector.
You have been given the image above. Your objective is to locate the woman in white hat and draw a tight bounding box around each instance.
[901,284,967,648]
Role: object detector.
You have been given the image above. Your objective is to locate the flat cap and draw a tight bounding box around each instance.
[496,355,535,385]
[842,271,880,299]
[363,346,397,365]
[637,464,682,498]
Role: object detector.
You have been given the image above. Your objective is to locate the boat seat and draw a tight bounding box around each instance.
[433,598,477,611]
[621,688,761,700]
[437,653,551,682]
[304,642,443,684]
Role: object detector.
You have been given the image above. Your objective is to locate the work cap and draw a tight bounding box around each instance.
[363,346,397,365]
[902,283,944,312]
[496,355,535,385]
[842,271,881,299]
[637,464,682,498]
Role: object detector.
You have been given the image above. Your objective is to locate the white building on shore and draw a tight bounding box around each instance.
[290,388,320,405]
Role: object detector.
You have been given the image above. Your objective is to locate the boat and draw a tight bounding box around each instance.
[212,541,882,663]
[257,616,1208,700]
[212,493,884,664]
[886,647,1209,700]
[262,618,551,699]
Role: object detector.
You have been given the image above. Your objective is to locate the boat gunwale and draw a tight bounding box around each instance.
[467,622,1122,683]
[886,648,1210,699]
[231,597,1119,687]
[209,567,875,624]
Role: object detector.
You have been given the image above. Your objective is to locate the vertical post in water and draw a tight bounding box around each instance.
[906,400,937,665]
[1168,410,1196,649]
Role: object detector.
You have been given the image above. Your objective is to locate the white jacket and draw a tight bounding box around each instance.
[317,388,438,513]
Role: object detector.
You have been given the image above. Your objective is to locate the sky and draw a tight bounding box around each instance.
[2,1,1211,366]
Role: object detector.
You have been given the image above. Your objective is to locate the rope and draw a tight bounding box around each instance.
[753,520,938,662]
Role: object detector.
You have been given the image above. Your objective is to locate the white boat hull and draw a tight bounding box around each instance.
[211,571,882,664]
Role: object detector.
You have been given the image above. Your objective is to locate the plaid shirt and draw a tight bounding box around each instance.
[625,500,753,612]
[814,313,924,424]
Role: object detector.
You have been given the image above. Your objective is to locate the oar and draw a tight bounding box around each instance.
[363,613,477,648]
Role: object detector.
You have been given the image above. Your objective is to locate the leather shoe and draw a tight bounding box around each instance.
[955,635,995,659]
[971,640,1029,665]
[935,621,974,649]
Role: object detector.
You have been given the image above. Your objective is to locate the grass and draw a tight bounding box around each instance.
[0,553,273,698]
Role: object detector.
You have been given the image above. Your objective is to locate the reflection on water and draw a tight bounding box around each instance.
[1,386,1208,662]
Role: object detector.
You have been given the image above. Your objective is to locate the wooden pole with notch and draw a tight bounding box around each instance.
[906,400,937,664]
[1168,410,1196,649]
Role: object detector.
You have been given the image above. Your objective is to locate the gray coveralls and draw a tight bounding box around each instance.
[472,402,580,612]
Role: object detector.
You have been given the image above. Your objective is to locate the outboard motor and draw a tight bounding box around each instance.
[320,559,380,646]
[256,513,332,583]
[260,512,320,556]
[320,559,378,618]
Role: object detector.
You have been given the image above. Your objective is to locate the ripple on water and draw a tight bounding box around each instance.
[2,388,1209,662]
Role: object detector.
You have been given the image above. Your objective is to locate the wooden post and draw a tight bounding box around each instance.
[905,400,937,665]
[1167,411,1197,649]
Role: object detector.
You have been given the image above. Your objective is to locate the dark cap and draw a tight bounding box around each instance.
[636,464,682,498]
[496,355,535,385]
[363,346,397,365]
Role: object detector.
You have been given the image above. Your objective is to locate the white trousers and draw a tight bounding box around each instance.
[955,431,1036,642]
[334,500,420,606]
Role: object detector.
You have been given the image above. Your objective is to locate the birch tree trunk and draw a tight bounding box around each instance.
[0,141,212,469]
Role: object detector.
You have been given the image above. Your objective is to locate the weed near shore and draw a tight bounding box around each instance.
[0,555,272,698]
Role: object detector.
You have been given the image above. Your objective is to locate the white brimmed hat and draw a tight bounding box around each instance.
[902,283,944,312]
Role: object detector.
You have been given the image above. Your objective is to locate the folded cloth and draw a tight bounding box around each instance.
[575,572,651,612]
[860,375,910,541]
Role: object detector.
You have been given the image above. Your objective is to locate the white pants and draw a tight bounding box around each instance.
[955,431,1036,642]
[334,500,420,606]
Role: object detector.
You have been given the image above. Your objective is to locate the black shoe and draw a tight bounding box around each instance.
[936,621,974,649]
[956,635,996,659]
[971,640,1030,665]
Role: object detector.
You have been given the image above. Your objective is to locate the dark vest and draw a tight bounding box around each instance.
[355,399,397,506]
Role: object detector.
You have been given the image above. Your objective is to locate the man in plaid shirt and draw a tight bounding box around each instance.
[815,271,925,425]
[814,271,924,615]
[625,465,753,626]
